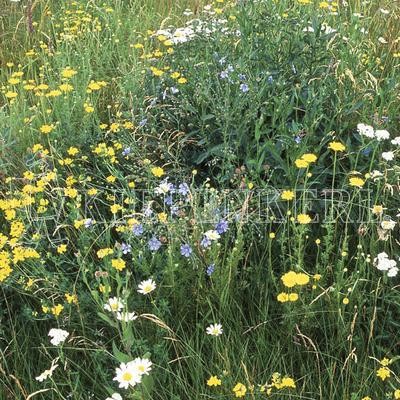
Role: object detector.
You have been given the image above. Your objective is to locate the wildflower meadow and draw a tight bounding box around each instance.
[0,0,399,399]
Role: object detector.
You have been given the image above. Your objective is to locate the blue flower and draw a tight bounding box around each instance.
[132,223,144,236]
[122,147,131,156]
[201,236,212,248]
[121,242,132,254]
[215,219,228,234]
[238,73,246,81]
[220,70,229,79]
[180,244,192,258]
[294,135,302,144]
[267,75,274,84]
[148,237,162,252]
[178,183,190,196]
[139,118,147,127]
[206,264,215,276]
[164,195,173,206]
[240,83,249,93]
[84,219,94,228]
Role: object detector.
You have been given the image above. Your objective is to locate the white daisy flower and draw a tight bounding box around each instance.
[116,311,138,322]
[204,230,221,241]
[137,278,156,295]
[381,219,396,230]
[206,323,223,336]
[128,357,153,376]
[106,394,123,400]
[104,297,124,312]
[113,362,142,389]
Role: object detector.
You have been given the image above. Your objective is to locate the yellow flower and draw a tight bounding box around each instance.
[151,167,165,177]
[61,67,77,79]
[376,366,390,381]
[297,214,312,224]
[65,293,78,304]
[372,205,384,215]
[281,271,297,288]
[394,389,400,399]
[319,1,329,8]
[281,190,295,201]
[342,297,349,305]
[288,293,299,302]
[302,153,317,163]
[51,304,64,317]
[232,383,247,398]
[277,292,289,302]
[171,72,180,79]
[64,188,78,199]
[39,124,55,134]
[295,273,309,285]
[269,232,275,239]
[380,358,391,366]
[328,141,346,152]
[111,258,126,271]
[207,376,222,387]
[349,177,365,187]
[57,244,67,254]
[106,175,117,183]
[67,147,79,156]
[178,77,187,84]
[5,91,18,99]
[110,204,123,214]
[97,248,114,258]
[295,159,309,168]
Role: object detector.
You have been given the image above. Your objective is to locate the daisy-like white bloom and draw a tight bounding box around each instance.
[204,230,221,241]
[375,129,390,141]
[382,151,394,161]
[113,362,142,389]
[48,328,69,346]
[137,278,156,295]
[35,358,59,382]
[357,123,374,138]
[129,358,153,376]
[381,219,396,230]
[116,311,138,322]
[206,323,223,336]
[106,393,123,400]
[104,297,124,312]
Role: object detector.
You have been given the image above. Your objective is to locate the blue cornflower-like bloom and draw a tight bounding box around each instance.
[121,242,131,254]
[148,237,162,252]
[139,118,147,127]
[132,223,144,236]
[84,219,94,228]
[201,236,212,248]
[267,75,274,84]
[206,264,215,276]
[122,147,131,156]
[164,195,173,206]
[294,135,302,144]
[240,83,249,93]
[215,219,228,234]
[180,244,192,258]
[220,70,229,79]
[178,183,190,196]
[238,73,246,81]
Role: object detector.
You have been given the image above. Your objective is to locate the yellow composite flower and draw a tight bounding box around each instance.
[376,366,390,381]
[301,153,317,163]
[349,177,365,187]
[40,124,55,134]
[151,167,165,177]
[297,213,312,224]
[207,376,222,387]
[111,258,126,271]
[328,141,346,152]
[232,382,247,398]
[295,159,309,168]
[281,190,295,201]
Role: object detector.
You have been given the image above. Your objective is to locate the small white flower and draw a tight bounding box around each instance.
[35,358,59,382]
[375,129,390,141]
[116,311,138,322]
[48,328,69,346]
[204,230,221,241]
[106,394,123,400]
[128,358,153,376]
[113,362,142,389]
[382,151,394,161]
[379,8,390,14]
[303,26,314,33]
[378,37,388,44]
[391,136,400,146]
[381,219,396,230]
[388,267,399,277]
[137,278,156,295]
[206,323,223,336]
[104,297,124,312]
[357,123,374,138]
[374,252,397,273]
